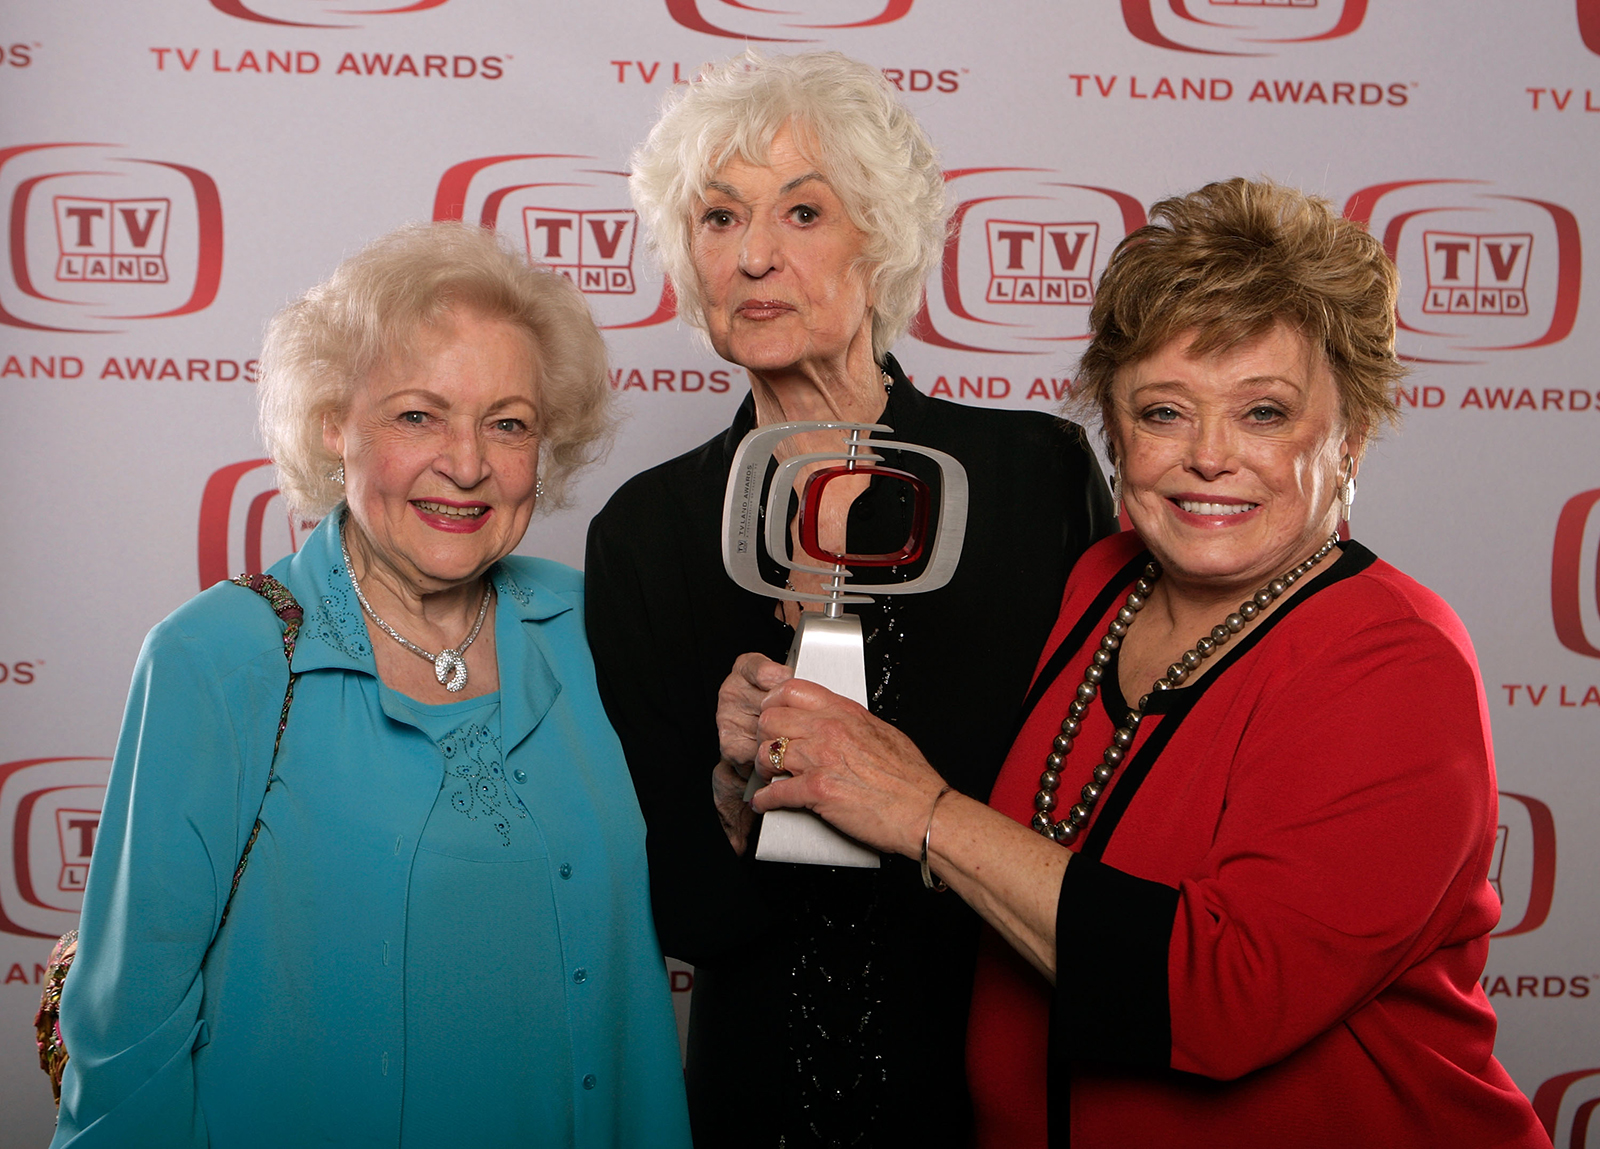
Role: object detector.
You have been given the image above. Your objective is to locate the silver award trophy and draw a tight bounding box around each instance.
[721,420,969,867]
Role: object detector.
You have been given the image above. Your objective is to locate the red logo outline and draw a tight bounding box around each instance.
[1120,0,1366,56]
[199,458,273,589]
[663,0,913,41]
[1489,791,1557,938]
[1581,0,1600,55]
[433,154,675,331]
[1343,179,1582,363]
[1552,489,1600,659]
[1533,1067,1600,1147]
[912,168,1145,355]
[197,459,319,589]
[0,757,111,938]
[209,0,448,28]
[1,143,223,333]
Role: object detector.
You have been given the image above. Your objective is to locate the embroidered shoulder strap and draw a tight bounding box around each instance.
[212,573,303,936]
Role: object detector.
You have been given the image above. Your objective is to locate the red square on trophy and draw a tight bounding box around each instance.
[796,465,931,567]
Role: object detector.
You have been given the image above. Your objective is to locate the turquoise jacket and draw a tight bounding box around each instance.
[52,516,691,1148]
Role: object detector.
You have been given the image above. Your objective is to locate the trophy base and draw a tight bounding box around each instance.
[750,612,881,869]
[753,809,879,867]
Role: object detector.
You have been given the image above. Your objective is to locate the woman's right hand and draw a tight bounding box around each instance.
[712,654,794,853]
[711,756,755,855]
[716,653,794,768]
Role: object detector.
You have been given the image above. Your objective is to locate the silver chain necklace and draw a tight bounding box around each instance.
[340,529,492,693]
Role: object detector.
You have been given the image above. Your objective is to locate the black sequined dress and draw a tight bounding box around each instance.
[584,357,1114,1148]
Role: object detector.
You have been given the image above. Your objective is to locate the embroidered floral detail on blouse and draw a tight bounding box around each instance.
[308,560,371,660]
[441,721,526,846]
[496,566,532,607]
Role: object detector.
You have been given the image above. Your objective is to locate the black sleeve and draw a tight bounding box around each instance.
[1055,416,1119,569]
[963,411,1116,769]
[584,480,767,966]
[1052,856,1179,1070]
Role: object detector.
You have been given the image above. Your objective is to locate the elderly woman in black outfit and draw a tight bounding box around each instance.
[584,51,1114,1148]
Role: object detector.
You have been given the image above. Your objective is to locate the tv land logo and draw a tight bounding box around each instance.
[0,143,222,333]
[1344,180,1581,363]
[664,0,913,41]
[433,155,674,330]
[54,197,170,284]
[1553,489,1600,659]
[1533,1067,1600,1149]
[0,757,111,938]
[1421,232,1530,317]
[1582,0,1600,55]
[209,0,447,28]
[912,169,1144,355]
[1121,0,1365,55]
[523,209,638,295]
[1487,791,1556,938]
[198,459,320,590]
[984,220,1099,306]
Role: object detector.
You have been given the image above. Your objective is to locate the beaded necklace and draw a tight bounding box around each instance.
[1032,533,1340,843]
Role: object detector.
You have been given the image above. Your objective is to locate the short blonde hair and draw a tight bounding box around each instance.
[258,221,613,516]
[1076,178,1403,453]
[629,50,948,362]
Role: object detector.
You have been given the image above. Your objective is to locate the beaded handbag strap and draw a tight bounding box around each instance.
[35,574,303,1107]
[209,574,303,941]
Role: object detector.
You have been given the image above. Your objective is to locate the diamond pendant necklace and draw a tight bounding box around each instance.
[340,528,492,693]
[1032,533,1339,843]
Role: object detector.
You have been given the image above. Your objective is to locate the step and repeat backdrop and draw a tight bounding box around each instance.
[2,1,1598,1144]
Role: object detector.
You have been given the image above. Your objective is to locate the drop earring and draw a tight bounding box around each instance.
[1338,455,1356,527]
[1110,461,1123,520]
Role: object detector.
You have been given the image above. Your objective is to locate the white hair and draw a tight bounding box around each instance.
[629,50,949,361]
[257,221,614,516]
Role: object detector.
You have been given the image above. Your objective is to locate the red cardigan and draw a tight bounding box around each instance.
[967,533,1550,1149]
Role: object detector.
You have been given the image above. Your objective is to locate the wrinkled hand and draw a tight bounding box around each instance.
[712,756,755,855]
[711,654,794,853]
[752,678,947,859]
[716,653,794,769]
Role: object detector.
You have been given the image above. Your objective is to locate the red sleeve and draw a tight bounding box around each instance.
[1164,610,1496,1079]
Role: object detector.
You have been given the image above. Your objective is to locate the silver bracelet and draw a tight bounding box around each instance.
[921,784,956,891]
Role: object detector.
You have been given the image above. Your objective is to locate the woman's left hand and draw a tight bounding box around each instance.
[752,678,948,859]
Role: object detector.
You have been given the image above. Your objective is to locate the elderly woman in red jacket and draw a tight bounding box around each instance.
[722,178,1550,1148]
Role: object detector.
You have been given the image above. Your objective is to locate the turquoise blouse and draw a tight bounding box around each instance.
[51,516,691,1148]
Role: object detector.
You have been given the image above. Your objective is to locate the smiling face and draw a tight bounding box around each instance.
[1108,323,1361,600]
[689,125,876,377]
[323,309,542,597]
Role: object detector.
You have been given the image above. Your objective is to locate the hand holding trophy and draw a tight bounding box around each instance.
[721,420,968,866]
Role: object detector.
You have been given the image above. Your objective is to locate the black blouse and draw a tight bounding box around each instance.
[585,357,1114,1148]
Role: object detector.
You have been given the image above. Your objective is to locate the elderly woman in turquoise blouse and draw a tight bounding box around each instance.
[50,222,691,1148]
